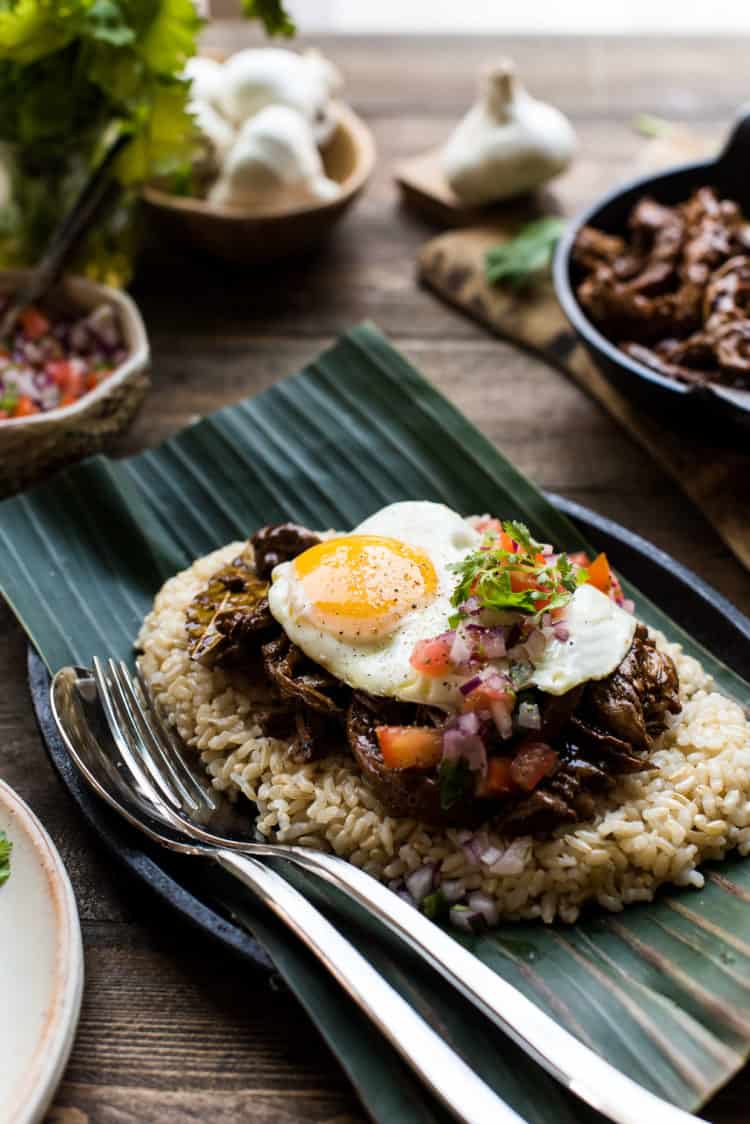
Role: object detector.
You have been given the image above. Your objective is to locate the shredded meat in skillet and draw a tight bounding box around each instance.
[185,524,681,836]
[573,186,750,388]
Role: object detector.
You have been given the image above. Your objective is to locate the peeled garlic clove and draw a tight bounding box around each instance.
[184,56,226,110]
[191,99,236,163]
[441,60,576,206]
[208,105,339,212]
[219,47,341,145]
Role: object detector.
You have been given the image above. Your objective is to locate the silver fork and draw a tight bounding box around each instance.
[50,660,525,1124]
[51,659,701,1124]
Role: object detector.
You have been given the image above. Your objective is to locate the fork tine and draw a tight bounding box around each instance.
[108,660,204,814]
[127,661,218,814]
[91,657,170,812]
[104,658,191,813]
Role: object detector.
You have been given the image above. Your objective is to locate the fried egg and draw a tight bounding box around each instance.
[267,501,480,710]
[529,583,636,696]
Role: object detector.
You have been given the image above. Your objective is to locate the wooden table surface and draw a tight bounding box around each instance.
[3,29,750,1124]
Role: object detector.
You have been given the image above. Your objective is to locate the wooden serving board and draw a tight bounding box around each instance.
[416,133,750,573]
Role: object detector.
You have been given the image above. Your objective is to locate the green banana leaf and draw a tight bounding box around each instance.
[2,322,750,1123]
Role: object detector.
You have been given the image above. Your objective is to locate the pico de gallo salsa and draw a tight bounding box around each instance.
[0,298,127,421]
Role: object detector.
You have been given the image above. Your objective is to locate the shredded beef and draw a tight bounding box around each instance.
[574,186,750,388]
[251,522,322,580]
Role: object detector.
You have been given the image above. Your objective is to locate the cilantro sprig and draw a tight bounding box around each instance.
[450,520,587,624]
[0,831,11,886]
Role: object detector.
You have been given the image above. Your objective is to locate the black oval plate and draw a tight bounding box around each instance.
[28,495,750,974]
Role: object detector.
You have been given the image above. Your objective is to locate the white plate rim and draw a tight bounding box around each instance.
[0,780,84,1124]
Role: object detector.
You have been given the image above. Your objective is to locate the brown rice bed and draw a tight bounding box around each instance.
[137,542,750,924]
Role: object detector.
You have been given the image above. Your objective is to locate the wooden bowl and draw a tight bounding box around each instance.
[0,271,150,497]
[142,103,376,265]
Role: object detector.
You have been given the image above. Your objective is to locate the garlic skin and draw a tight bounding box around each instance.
[219,48,342,145]
[441,62,575,206]
[208,105,339,213]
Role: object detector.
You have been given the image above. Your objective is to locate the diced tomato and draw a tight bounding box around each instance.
[12,395,39,417]
[58,392,79,407]
[376,726,443,769]
[47,360,73,387]
[509,570,540,595]
[509,739,558,791]
[410,634,453,678]
[463,683,514,714]
[86,367,111,391]
[586,552,612,596]
[568,551,591,569]
[19,306,50,340]
[476,756,516,798]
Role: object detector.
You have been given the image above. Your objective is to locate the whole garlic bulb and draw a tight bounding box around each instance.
[219,48,342,144]
[208,105,339,212]
[441,61,575,205]
[190,99,236,163]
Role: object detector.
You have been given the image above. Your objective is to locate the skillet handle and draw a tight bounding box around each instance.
[715,107,750,198]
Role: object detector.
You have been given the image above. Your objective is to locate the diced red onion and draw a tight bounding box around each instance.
[456,711,480,736]
[517,701,542,730]
[540,543,554,556]
[460,596,482,616]
[622,598,635,615]
[459,675,482,696]
[467,891,500,927]
[487,837,530,876]
[442,729,487,774]
[524,628,547,662]
[491,700,513,740]
[554,625,570,641]
[440,878,466,903]
[405,865,435,904]
[397,889,416,907]
[449,628,472,667]
[480,845,503,866]
[449,905,486,933]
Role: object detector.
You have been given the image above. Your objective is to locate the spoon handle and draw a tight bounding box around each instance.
[218,849,527,1124]
[0,131,130,338]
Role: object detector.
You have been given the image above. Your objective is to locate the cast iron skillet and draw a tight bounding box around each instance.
[554,111,750,436]
[27,496,750,972]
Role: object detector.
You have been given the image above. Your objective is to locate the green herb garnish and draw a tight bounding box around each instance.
[0,831,11,886]
[485,217,566,290]
[450,520,586,623]
[421,890,447,920]
[438,757,471,810]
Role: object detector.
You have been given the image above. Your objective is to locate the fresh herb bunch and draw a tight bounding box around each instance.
[0,830,11,885]
[449,519,587,623]
[485,216,566,290]
[0,0,295,282]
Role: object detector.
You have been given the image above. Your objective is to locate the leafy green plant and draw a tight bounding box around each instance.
[485,216,566,290]
[0,0,295,281]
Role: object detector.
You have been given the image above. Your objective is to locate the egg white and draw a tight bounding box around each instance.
[529,583,636,696]
[267,501,480,710]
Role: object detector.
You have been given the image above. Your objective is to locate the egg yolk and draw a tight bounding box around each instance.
[291,535,438,641]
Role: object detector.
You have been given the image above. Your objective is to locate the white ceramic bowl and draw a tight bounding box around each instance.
[0,270,150,496]
[0,780,84,1123]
